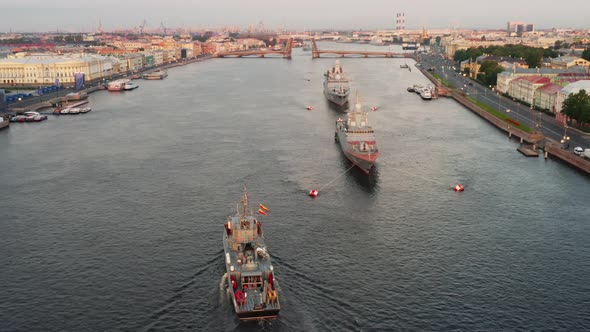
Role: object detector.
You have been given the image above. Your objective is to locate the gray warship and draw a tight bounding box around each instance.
[323,60,350,108]
[223,190,280,320]
[335,97,380,174]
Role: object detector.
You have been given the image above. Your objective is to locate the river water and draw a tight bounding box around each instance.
[1,43,590,331]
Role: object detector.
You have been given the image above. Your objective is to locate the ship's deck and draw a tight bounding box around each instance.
[223,213,280,317]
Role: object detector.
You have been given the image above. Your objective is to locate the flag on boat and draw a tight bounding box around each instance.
[259,203,269,212]
[258,209,267,216]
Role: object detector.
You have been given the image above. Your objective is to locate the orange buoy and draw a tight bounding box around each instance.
[309,189,319,197]
[453,184,464,192]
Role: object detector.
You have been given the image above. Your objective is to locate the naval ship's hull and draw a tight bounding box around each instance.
[335,128,379,174]
[323,78,350,107]
[324,88,349,107]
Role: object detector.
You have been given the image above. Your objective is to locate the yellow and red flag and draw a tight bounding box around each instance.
[258,209,267,215]
[259,203,269,212]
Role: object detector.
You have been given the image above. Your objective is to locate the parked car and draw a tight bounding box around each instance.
[574,147,584,155]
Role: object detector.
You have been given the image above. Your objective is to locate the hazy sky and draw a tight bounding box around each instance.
[2,0,589,32]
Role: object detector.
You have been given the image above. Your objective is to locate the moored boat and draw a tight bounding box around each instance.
[419,87,432,100]
[142,70,167,80]
[335,96,380,174]
[223,189,280,320]
[65,91,88,101]
[24,111,47,122]
[107,79,129,91]
[124,81,139,90]
[323,60,350,108]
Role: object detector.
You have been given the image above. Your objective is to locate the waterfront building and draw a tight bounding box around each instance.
[534,83,562,112]
[508,75,550,105]
[110,57,128,74]
[123,54,144,72]
[496,66,589,94]
[0,53,114,87]
[151,51,165,66]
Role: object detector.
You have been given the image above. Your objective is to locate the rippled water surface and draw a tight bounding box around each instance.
[1,44,590,331]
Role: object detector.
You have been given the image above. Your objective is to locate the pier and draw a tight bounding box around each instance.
[217,38,293,59]
[310,39,414,59]
[545,142,590,174]
[517,145,540,157]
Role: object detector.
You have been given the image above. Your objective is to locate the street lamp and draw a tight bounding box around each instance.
[513,97,520,123]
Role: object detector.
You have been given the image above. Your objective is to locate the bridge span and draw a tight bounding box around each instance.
[310,39,415,59]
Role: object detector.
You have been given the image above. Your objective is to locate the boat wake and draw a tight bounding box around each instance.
[142,250,223,330]
[272,257,361,331]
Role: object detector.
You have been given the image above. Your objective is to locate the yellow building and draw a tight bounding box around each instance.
[0,54,114,87]
[549,56,590,69]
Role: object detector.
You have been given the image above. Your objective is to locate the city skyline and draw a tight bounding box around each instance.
[2,0,590,33]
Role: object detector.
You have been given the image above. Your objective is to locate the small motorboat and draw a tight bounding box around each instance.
[79,107,92,113]
[24,111,43,121]
[10,115,27,122]
[60,108,71,114]
[68,107,81,114]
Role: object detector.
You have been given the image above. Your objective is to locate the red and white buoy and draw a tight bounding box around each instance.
[371,106,378,111]
[309,189,319,197]
[453,184,465,192]
[307,106,314,110]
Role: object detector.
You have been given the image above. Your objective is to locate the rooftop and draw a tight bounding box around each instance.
[537,83,563,94]
[560,80,590,94]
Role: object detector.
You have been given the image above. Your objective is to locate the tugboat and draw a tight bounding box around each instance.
[223,189,280,320]
[335,94,380,174]
[323,60,350,108]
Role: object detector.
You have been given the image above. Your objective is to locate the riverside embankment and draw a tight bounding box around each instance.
[416,62,590,175]
[5,55,213,114]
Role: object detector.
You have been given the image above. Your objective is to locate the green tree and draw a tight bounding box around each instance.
[192,35,208,42]
[453,47,484,62]
[422,38,431,46]
[523,48,543,68]
[582,48,590,61]
[562,89,590,125]
[477,61,504,86]
[435,36,441,45]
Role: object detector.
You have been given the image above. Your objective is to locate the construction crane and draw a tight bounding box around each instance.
[138,19,147,35]
[159,21,168,35]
